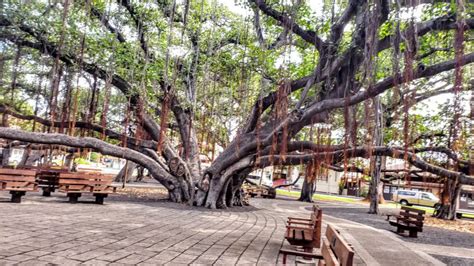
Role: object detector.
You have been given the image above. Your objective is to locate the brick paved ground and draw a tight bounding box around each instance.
[0,192,288,265]
[3,191,467,265]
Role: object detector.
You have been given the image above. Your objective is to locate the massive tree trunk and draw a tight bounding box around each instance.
[434,177,461,220]
[1,114,10,166]
[299,177,315,202]
[115,161,136,182]
[17,145,31,167]
[64,152,74,170]
[369,96,383,214]
[1,143,11,166]
[173,106,201,181]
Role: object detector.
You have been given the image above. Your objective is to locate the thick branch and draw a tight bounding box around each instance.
[249,0,325,51]
[300,53,474,125]
[0,103,157,150]
[257,146,474,185]
[90,5,126,43]
[378,16,474,53]
[0,128,178,189]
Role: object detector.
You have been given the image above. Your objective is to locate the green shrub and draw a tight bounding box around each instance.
[74,157,91,165]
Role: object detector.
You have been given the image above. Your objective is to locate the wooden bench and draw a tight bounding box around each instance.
[280,224,354,266]
[387,206,425,237]
[284,205,322,253]
[59,172,116,204]
[0,168,37,203]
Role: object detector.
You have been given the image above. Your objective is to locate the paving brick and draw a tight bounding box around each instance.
[80,259,110,265]
[0,259,17,266]
[3,254,36,262]
[169,253,197,264]
[115,253,154,264]
[99,250,134,262]
[38,255,81,265]
[0,192,290,266]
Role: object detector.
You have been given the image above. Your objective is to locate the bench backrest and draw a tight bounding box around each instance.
[0,168,37,189]
[319,224,354,266]
[398,206,425,228]
[59,172,114,191]
[311,205,323,248]
[36,169,69,184]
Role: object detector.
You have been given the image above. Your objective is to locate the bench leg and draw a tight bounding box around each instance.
[409,230,418,238]
[94,194,107,204]
[10,191,26,203]
[42,189,51,197]
[282,253,287,264]
[68,193,81,203]
[303,246,314,260]
[396,227,405,234]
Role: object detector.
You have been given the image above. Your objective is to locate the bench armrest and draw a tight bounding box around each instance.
[287,220,313,226]
[279,248,323,259]
[288,217,312,222]
[286,225,312,231]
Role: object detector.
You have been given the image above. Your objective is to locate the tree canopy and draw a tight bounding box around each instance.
[0,0,472,210]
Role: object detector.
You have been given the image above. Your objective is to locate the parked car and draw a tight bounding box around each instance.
[392,190,440,208]
[246,175,273,187]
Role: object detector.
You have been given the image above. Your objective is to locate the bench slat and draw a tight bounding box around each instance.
[59,180,112,185]
[326,225,354,266]
[0,169,37,175]
[59,184,93,191]
[0,175,36,181]
[5,186,37,191]
[401,206,426,214]
[398,212,425,220]
[320,238,338,266]
[2,181,35,187]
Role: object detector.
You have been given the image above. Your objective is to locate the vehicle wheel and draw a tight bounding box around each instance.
[434,203,441,210]
[456,213,463,219]
[400,200,408,206]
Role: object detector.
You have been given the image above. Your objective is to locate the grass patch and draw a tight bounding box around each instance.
[459,213,474,219]
[276,189,358,204]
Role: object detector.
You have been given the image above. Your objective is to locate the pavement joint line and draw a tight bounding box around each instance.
[412,250,446,266]
[404,242,474,260]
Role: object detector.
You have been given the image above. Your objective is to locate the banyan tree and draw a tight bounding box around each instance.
[0,0,473,216]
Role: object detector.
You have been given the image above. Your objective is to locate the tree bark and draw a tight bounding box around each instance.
[299,178,315,202]
[0,128,192,202]
[115,161,136,182]
[434,177,461,220]
[1,113,10,166]
[64,152,74,170]
[17,145,31,167]
[369,96,383,214]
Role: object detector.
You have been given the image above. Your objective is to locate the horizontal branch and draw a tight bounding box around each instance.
[300,52,474,125]
[257,146,474,185]
[378,15,474,53]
